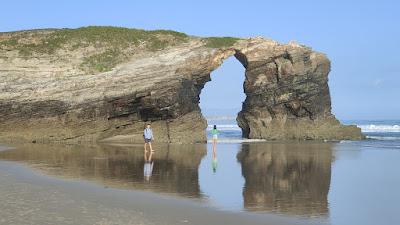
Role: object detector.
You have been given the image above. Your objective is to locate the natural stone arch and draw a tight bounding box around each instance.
[193,39,362,141]
[0,29,362,143]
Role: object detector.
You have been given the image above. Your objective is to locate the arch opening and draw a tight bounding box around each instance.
[199,55,246,141]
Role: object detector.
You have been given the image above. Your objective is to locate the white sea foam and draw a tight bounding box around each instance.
[207,124,241,131]
[366,136,400,141]
[360,144,400,149]
[207,124,400,132]
[206,116,237,121]
[207,138,266,143]
[357,124,400,133]
[206,122,400,136]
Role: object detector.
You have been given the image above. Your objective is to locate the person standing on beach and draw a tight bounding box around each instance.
[211,125,219,150]
[144,123,154,152]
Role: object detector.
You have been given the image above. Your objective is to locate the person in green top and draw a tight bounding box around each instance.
[211,125,219,144]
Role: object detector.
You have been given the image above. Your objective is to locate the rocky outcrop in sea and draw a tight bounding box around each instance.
[0,26,362,143]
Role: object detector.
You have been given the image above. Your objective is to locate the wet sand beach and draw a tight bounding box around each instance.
[0,143,316,225]
[1,141,399,225]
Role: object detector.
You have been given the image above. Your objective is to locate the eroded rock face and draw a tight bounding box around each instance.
[0,28,362,143]
[235,40,362,140]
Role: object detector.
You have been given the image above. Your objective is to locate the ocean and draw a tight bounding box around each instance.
[207,117,400,147]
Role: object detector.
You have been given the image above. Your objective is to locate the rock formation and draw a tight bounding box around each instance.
[0,26,362,143]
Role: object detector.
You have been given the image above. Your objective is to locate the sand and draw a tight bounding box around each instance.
[0,144,318,225]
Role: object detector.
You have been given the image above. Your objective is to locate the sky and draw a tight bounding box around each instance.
[1,0,399,120]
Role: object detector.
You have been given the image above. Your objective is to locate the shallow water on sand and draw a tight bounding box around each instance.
[0,141,399,225]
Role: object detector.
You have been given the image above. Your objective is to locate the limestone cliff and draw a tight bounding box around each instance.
[0,26,362,143]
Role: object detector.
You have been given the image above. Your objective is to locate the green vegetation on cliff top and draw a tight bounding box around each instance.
[0,26,240,73]
[1,26,189,54]
[204,37,240,48]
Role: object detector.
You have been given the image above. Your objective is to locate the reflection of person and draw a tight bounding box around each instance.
[144,150,154,181]
[212,145,218,173]
[211,125,219,173]
[143,123,154,152]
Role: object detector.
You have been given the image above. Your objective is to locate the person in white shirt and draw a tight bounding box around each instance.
[143,123,154,152]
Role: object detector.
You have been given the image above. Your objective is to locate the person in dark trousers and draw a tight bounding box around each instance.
[143,123,154,152]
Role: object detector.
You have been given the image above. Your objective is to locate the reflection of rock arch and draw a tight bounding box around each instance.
[0,143,206,198]
[237,143,332,217]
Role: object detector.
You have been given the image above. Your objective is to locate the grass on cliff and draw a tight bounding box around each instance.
[0,26,189,73]
[1,26,189,55]
[80,49,124,73]
[204,37,241,48]
[0,26,242,73]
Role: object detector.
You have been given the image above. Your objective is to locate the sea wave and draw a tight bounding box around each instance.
[357,125,400,133]
[339,139,400,149]
[366,136,400,141]
[206,122,400,134]
[206,138,266,143]
[207,124,241,131]
[360,144,400,149]
[206,116,237,121]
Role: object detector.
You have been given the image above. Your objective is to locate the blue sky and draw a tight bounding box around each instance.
[1,0,399,120]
